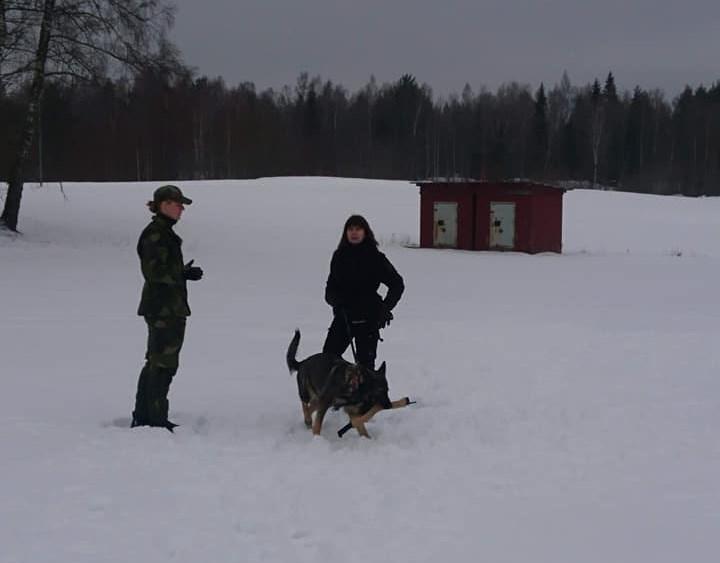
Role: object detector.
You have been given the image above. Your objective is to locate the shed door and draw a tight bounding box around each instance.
[433,202,458,248]
[489,202,515,249]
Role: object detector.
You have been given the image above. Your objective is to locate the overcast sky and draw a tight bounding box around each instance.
[170,0,720,98]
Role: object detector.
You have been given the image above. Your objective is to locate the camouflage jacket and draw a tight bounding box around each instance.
[137,214,191,317]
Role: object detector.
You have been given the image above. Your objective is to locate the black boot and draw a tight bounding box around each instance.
[130,412,148,428]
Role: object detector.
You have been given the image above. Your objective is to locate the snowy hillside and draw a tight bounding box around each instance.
[2,178,719,563]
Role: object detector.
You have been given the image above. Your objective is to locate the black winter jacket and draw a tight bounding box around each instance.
[324,243,404,322]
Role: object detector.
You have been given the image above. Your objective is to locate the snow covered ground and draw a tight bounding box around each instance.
[1,178,719,563]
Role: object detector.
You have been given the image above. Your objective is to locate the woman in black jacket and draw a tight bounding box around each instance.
[322,215,405,369]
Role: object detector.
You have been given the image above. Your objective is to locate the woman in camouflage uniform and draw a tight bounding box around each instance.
[131,185,203,431]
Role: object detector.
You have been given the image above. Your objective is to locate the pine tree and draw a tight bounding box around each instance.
[603,72,618,103]
[590,79,605,187]
[603,71,623,187]
[528,83,549,178]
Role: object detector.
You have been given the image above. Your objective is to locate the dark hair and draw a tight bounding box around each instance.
[337,214,379,249]
[147,200,159,214]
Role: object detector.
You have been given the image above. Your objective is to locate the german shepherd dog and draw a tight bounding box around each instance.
[286,330,392,438]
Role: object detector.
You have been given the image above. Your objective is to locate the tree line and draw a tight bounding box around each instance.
[3,70,719,196]
[2,2,719,232]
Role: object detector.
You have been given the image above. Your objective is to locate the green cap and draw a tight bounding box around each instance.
[153,184,192,205]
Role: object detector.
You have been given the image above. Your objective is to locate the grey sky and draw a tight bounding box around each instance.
[171,0,720,98]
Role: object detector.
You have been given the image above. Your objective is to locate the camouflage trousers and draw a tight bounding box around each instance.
[132,316,186,426]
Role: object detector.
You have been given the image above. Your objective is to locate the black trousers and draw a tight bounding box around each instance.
[133,316,186,426]
[322,315,379,369]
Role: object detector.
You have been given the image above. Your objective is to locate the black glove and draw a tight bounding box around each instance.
[378,303,394,329]
[183,259,204,281]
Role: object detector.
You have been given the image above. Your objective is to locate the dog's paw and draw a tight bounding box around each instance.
[310,434,328,446]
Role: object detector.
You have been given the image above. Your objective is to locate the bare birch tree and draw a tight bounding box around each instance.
[1,0,177,232]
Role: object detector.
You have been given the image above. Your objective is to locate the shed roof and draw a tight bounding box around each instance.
[414,179,568,192]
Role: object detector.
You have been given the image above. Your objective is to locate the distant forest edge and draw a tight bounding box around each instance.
[3,70,719,196]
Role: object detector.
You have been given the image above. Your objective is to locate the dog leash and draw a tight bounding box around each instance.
[341,309,359,363]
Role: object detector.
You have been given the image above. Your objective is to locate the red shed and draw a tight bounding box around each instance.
[417,180,566,253]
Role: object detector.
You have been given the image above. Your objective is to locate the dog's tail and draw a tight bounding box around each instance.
[286,329,301,373]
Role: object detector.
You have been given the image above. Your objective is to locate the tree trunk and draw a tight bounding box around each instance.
[0,1,7,84]
[38,100,44,186]
[0,1,7,83]
[1,0,55,232]
[591,113,603,188]
[225,119,232,179]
